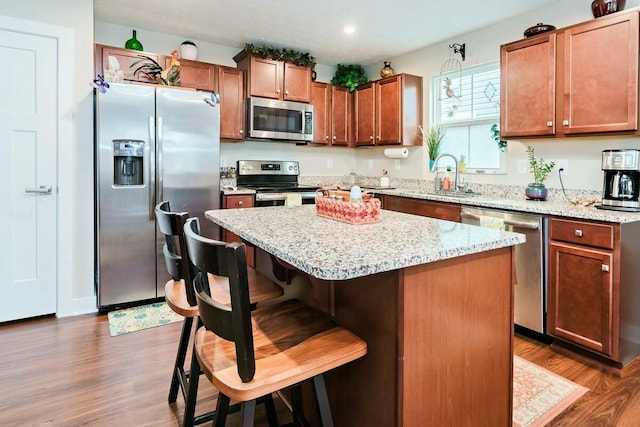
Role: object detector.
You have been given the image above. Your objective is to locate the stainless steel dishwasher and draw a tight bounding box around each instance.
[460,206,547,334]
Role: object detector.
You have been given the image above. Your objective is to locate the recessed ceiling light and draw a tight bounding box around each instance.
[343,26,355,34]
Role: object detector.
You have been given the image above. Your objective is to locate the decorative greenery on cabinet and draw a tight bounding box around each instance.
[331,64,368,92]
[243,43,315,67]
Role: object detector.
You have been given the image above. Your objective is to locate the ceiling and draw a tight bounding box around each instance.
[94,0,557,65]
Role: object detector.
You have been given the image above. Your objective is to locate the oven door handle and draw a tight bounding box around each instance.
[256,193,287,202]
[460,212,540,230]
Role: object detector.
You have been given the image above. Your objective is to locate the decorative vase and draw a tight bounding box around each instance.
[125,30,143,51]
[429,159,435,170]
[591,0,626,18]
[380,61,395,79]
[525,183,548,201]
[180,40,198,60]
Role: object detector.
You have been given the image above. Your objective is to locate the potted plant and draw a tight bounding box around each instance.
[420,125,446,169]
[331,64,368,92]
[525,145,555,200]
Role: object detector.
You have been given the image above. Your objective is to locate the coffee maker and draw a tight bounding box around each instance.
[600,149,640,211]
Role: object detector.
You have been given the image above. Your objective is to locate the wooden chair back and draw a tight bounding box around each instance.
[154,201,196,306]
[183,217,256,383]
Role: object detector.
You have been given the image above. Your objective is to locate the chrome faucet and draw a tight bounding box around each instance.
[431,153,459,192]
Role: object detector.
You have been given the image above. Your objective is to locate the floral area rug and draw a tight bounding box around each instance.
[513,355,588,427]
[107,301,183,336]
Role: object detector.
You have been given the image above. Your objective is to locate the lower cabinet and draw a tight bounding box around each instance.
[222,194,255,267]
[547,217,620,361]
[382,195,461,222]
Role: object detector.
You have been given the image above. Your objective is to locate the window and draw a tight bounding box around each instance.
[431,62,505,173]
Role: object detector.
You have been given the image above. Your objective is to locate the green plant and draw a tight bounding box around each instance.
[526,146,555,184]
[244,43,315,67]
[491,123,507,152]
[331,64,368,92]
[420,125,446,160]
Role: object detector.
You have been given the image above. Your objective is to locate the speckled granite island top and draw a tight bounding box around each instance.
[205,205,525,281]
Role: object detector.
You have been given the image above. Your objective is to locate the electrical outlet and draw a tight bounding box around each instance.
[394,159,401,170]
[556,159,568,175]
[326,159,333,169]
[368,159,374,169]
[517,159,528,174]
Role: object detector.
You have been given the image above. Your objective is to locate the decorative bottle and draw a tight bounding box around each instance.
[380,61,395,78]
[442,169,451,191]
[125,30,144,51]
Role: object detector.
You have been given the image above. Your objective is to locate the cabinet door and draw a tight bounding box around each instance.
[217,66,245,140]
[548,242,616,357]
[354,82,376,145]
[222,195,255,267]
[377,76,402,144]
[98,45,160,84]
[563,12,639,134]
[382,195,461,222]
[249,56,281,99]
[168,57,214,91]
[500,34,556,137]
[331,86,351,146]
[283,62,311,102]
[310,82,330,144]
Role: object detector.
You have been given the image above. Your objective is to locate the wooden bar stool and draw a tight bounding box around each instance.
[183,217,368,426]
[154,201,284,426]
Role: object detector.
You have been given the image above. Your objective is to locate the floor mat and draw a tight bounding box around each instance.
[107,301,183,336]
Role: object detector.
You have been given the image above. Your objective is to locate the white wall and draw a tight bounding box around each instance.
[367,0,640,190]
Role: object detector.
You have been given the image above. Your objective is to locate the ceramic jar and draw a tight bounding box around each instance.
[180,41,198,60]
[591,0,626,18]
[525,183,548,201]
[380,61,395,78]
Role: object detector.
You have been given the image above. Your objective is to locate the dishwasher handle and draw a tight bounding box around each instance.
[461,211,540,230]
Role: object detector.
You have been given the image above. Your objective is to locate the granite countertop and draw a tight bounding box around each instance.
[220,186,255,195]
[205,205,525,281]
[369,188,640,223]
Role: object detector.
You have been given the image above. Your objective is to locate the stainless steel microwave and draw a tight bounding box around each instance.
[247,97,313,142]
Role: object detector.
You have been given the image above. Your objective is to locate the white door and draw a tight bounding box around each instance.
[0,28,58,322]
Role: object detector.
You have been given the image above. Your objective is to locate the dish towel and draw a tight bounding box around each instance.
[285,193,302,206]
[480,215,505,231]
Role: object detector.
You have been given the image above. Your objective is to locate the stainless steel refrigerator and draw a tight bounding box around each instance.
[95,83,220,309]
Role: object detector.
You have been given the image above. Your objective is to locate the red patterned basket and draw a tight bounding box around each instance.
[315,196,381,224]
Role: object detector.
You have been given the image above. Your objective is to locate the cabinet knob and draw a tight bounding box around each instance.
[332,136,336,140]
[239,130,243,134]
[237,200,244,206]
[276,89,281,94]
[370,136,374,140]
[602,264,610,272]
[285,90,289,95]
[546,121,553,127]
[376,136,380,140]
[326,136,330,140]
[563,119,569,126]
[574,229,583,237]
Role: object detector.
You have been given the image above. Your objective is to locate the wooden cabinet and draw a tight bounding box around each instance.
[166,57,214,91]
[310,82,352,146]
[222,194,255,267]
[382,195,461,222]
[216,66,245,140]
[500,11,639,138]
[95,44,160,84]
[354,74,423,146]
[233,51,312,102]
[548,217,619,359]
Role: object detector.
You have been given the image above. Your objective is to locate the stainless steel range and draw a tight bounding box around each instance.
[236,160,318,206]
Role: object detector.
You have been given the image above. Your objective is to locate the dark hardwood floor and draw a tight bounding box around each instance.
[2,312,640,426]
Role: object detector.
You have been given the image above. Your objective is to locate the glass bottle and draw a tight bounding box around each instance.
[125,30,144,51]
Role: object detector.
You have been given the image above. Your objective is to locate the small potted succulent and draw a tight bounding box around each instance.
[525,145,555,200]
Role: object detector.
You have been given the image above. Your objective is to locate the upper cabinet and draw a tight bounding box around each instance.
[96,44,160,84]
[310,82,352,146]
[233,50,312,102]
[354,74,423,146]
[216,66,245,140]
[166,57,215,91]
[500,10,639,138]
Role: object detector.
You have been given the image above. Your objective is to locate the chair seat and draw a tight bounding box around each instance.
[194,299,367,402]
[165,268,283,317]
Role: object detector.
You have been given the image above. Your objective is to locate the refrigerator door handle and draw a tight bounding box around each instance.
[157,116,164,205]
[149,115,156,221]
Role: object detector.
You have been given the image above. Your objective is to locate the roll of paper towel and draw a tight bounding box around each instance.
[383,147,409,159]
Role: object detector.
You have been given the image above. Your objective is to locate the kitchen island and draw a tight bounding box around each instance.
[206,205,525,426]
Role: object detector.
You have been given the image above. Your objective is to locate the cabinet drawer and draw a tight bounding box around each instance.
[549,217,614,249]
[223,194,254,209]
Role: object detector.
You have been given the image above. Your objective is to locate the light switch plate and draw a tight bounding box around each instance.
[517,159,528,174]
[368,159,374,169]
[327,159,333,169]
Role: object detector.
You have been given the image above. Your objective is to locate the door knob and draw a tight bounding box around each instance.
[25,185,52,195]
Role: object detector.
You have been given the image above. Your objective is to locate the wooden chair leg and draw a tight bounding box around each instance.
[240,400,257,427]
[213,394,231,427]
[313,375,334,427]
[169,315,194,403]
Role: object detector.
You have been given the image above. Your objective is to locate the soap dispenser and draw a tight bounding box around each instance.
[442,167,452,191]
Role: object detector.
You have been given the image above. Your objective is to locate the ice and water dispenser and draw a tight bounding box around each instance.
[113,140,144,186]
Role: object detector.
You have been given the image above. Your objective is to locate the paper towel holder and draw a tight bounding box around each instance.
[384,147,409,159]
